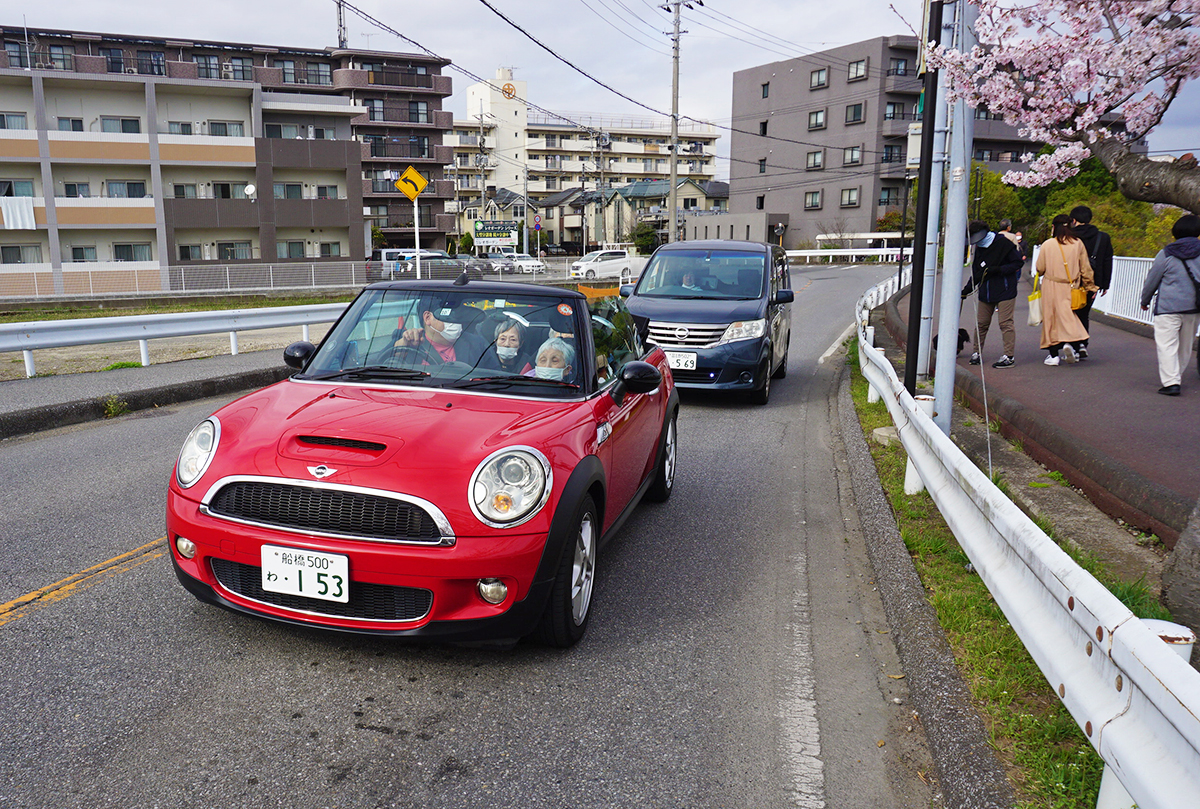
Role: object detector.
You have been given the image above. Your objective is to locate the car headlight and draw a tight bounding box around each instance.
[176,417,220,489]
[469,447,552,528]
[718,318,766,345]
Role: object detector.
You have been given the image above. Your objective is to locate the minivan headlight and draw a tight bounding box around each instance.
[176,418,220,489]
[469,447,552,528]
[718,318,766,345]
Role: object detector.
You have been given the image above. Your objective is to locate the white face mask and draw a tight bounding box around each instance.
[497,346,519,361]
[436,321,462,344]
[535,365,565,381]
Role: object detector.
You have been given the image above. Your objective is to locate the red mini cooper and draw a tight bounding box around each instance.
[167,280,678,647]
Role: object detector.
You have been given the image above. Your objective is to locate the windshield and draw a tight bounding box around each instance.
[579,251,604,262]
[300,287,587,396]
[635,249,766,299]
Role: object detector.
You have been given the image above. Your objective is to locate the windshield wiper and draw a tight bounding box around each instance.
[309,366,431,381]
[453,375,579,390]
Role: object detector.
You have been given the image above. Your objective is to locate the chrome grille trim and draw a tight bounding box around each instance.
[647,321,729,350]
[199,475,456,546]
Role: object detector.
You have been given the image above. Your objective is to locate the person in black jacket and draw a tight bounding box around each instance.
[1070,205,1114,358]
[962,219,1026,368]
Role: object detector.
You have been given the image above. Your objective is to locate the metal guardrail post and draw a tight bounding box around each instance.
[139,340,149,367]
[23,349,34,377]
[229,331,239,355]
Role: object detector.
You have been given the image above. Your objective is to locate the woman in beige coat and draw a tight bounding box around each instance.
[1035,214,1098,365]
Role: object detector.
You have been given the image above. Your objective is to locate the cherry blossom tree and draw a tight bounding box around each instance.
[930,1,1200,213]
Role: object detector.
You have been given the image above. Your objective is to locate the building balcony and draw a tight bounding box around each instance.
[54,196,156,227]
[162,197,260,229]
[362,142,452,164]
[363,109,453,129]
[366,70,453,96]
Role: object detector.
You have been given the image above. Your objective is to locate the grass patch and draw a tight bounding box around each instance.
[848,359,1169,807]
[101,361,142,371]
[1028,481,1052,488]
[1041,471,1068,485]
[101,395,129,419]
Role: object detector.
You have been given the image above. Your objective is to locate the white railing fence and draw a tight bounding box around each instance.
[788,247,913,265]
[855,273,1200,809]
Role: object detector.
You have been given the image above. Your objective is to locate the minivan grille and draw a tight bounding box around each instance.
[647,321,729,350]
[210,558,432,622]
[207,481,443,543]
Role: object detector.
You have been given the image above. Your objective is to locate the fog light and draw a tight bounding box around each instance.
[174,536,197,559]
[477,578,508,605]
[739,371,753,383]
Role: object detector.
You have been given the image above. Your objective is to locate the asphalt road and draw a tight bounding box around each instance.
[0,263,933,808]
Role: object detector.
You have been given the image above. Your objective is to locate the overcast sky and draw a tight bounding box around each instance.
[19,0,1199,177]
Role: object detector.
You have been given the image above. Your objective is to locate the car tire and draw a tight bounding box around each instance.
[535,494,598,647]
[645,411,677,503]
[749,361,771,405]
[772,343,789,379]
[585,269,596,279]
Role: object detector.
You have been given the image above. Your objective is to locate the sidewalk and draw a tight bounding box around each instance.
[884,273,1198,545]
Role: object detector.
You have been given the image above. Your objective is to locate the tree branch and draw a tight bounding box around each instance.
[1091,136,1200,214]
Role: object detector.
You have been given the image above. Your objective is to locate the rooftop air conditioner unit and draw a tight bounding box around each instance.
[125,67,137,74]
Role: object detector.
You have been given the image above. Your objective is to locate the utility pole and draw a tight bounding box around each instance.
[665,1,684,243]
[336,0,347,49]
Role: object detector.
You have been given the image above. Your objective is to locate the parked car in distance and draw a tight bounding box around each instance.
[541,244,567,256]
[167,280,679,648]
[569,249,647,283]
[621,240,793,405]
[509,253,546,273]
[367,249,456,281]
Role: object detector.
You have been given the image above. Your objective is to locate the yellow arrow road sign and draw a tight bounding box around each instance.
[394,165,428,201]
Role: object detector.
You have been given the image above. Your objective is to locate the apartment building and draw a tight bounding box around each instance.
[726,35,1037,246]
[0,26,452,295]
[445,68,719,243]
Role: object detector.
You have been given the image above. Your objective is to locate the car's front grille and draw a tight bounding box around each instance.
[207,481,443,543]
[647,321,728,350]
[671,369,719,384]
[210,558,432,622]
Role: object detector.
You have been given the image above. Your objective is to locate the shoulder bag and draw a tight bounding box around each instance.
[1065,243,1088,310]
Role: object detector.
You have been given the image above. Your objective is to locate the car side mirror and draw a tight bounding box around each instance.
[773,289,795,304]
[284,341,316,370]
[619,284,634,298]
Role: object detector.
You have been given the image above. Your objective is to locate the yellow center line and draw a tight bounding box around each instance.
[0,537,168,627]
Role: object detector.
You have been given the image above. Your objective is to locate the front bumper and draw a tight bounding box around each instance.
[661,338,767,391]
[167,487,554,641]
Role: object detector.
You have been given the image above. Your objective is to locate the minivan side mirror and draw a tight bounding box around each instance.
[284,341,316,370]
[619,284,634,298]
[773,289,795,304]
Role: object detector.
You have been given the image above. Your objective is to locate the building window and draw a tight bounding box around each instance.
[101,117,140,134]
[884,102,906,120]
[265,123,302,139]
[0,245,42,264]
[848,59,867,81]
[755,195,765,210]
[70,246,97,262]
[99,47,124,73]
[408,101,429,123]
[806,150,823,170]
[57,117,84,132]
[217,241,252,260]
[757,158,767,174]
[106,180,147,198]
[0,180,34,197]
[177,244,203,261]
[974,149,994,162]
[312,127,335,139]
[172,184,197,198]
[136,51,166,76]
[843,145,862,166]
[845,103,864,124]
[315,185,338,199]
[194,54,219,79]
[761,82,770,98]
[683,198,698,210]
[308,63,332,85]
[168,121,193,135]
[810,68,827,89]
[840,188,860,207]
[879,187,900,205]
[273,183,303,199]
[804,191,821,210]
[277,240,305,258]
[208,120,245,137]
[759,120,768,136]
[64,182,90,198]
[882,144,903,163]
[319,242,341,257]
[0,113,27,130]
[5,42,29,69]
[113,243,152,262]
[227,57,254,81]
[213,182,251,199]
[807,110,825,130]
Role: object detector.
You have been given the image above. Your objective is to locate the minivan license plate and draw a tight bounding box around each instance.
[665,351,697,370]
[261,545,349,603]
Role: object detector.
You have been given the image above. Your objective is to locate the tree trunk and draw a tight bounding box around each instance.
[1091,136,1200,214]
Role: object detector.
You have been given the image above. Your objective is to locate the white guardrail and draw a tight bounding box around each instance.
[0,304,349,378]
[788,247,913,264]
[855,271,1200,808]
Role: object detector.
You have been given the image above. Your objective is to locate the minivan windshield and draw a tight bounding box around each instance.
[635,249,766,299]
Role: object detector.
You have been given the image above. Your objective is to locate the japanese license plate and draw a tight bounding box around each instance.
[260,545,349,603]
[665,351,697,370]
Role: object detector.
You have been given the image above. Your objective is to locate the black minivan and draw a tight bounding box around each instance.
[621,240,793,404]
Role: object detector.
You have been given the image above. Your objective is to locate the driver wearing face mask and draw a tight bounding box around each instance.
[526,337,576,384]
[394,297,486,365]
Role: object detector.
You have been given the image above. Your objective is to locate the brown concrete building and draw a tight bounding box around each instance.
[0,26,452,295]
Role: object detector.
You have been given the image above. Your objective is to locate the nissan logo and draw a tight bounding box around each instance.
[674,327,690,341]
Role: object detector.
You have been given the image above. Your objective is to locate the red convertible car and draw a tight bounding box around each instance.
[167,280,679,647]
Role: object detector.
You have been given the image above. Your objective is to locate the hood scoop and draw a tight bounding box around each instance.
[298,435,387,452]
[277,430,400,468]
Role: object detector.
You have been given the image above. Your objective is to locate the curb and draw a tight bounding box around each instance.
[837,367,1014,809]
[882,291,1190,547]
[0,366,292,441]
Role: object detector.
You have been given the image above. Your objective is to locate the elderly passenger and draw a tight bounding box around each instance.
[529,337,576,383]
[481,319,532,374]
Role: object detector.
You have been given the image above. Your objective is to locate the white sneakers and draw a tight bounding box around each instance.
[1044,355,1060,366]
[1062,345,1077,363]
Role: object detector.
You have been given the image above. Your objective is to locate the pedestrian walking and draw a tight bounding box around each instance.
[1140,213,1200,396]
[1034,214,1096,365]
[962,220,1025,368]
[1069,205,1114,358]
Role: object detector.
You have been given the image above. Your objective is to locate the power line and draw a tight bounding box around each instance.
[577,0,671,56]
